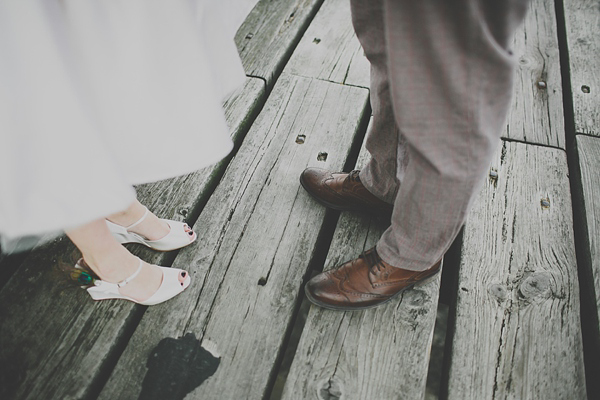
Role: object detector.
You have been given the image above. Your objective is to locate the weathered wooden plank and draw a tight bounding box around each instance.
[0,78,265,400]
[572,135,600,353]
[236,0,324,88]
[503,0,565,148]
[563,0,600,137]
[445,141,586,399]
[0,245,35,291]
[98,75,370,400]
[284,0,370,88]
[280,135,441,400]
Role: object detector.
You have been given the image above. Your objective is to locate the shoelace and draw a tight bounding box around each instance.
[362,247,387,274]
[348,170,361,183]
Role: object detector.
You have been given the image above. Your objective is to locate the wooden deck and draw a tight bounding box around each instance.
[0,0,598,399]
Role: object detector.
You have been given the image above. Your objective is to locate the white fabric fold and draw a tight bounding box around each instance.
[0,0,258,244]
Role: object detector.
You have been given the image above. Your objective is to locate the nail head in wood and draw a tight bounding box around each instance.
[540,198,550,209]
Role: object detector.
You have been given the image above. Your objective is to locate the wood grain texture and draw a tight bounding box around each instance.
[284,0,370,88]
[503,0,565,148]
[446,141,586,399]
[281,139,440,400]
[0,78,264,400]
[235,0,324,88]
[98,75,370,400]
[0,235,135,400]
[573,135,600,337]
[563,0,600,136]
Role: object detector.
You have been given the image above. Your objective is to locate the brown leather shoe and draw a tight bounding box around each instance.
[305,247,441,310]
[299,168,393,218]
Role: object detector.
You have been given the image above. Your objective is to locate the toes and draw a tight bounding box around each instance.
[184,224,196,241]
[178,271,188,285]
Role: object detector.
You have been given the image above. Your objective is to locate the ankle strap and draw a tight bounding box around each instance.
[126,207,149,230]
[117,259,143,288]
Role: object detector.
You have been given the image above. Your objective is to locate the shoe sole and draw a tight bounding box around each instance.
[304,267,442,312]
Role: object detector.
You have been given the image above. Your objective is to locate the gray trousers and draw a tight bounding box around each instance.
[352,0,529,270]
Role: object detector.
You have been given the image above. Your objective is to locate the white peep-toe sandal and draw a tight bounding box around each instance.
[84,258,191,306]
[106,207,196,251]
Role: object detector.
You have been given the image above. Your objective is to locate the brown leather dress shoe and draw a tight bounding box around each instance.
[300,168,393,218]
[305,247,441,310]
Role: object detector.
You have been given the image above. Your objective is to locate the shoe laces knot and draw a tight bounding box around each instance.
[363,247,386,275]
[348,170,361,183]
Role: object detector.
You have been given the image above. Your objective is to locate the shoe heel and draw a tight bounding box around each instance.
[87,284,123,301]
[106,220,127,240]
[105,220,141,245]
[112,232,131,244]
[414,260,443,288]
[87,287,110,301]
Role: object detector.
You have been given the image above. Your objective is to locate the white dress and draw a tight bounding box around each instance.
[0,0,258,249]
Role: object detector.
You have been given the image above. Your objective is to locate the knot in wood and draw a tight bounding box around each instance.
[398,289,430,324]
[519,273,552,300]
[488,284,508,302]
[404,288,429,308]
[318,379,342,400]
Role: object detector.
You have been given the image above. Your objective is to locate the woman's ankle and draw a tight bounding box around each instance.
[107,200,145,227]
[107,201,171,241]
[82,248,139,283]
[67,216,148,283]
